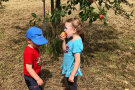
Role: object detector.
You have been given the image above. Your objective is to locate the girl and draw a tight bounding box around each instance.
[59,18,84,90]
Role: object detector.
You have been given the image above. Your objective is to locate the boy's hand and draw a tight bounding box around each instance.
[68,75,74,82]
[26,64,44,86]
[37,78,44,86]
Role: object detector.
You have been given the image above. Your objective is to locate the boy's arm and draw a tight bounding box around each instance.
[68,53,80,82]
[26,64,43,86]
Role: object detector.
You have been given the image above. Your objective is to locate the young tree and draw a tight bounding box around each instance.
[30,0,133,37]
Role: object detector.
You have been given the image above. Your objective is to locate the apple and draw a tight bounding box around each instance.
[61,32,66,37]
[90,0,94,3]
[119,10,122,14]
[99,14,103,19]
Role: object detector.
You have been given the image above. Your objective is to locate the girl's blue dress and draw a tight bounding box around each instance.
[61,38,83,77]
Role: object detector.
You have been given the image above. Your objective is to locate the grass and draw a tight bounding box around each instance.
[0,30,4,38]
[0,0,135,90]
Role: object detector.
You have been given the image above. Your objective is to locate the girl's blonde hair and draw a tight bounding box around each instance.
[66,18,84,41]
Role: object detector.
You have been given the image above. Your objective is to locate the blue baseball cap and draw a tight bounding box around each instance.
[25,26,48,45]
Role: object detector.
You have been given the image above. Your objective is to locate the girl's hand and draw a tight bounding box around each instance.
[59,32,66,41]
[68,75,74,82]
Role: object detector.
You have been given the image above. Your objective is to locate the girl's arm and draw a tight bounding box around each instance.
[59,34,67,51]
[62,39,66,51]
[26,64,43,86]
[68,53,80,82]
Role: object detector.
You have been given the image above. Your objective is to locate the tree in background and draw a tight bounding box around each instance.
[51,0,133,25]
[30,0,134,37]
[28,0,134,57]
[50,0,61,37]
[46,0,133,36]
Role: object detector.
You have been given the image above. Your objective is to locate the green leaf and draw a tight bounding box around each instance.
[67,0,70,4]
[62,6,66,9]
[104,21,107,26]
[103,15,107,21]
[89,7,94,11]
[38,18,41,22]
[79,11,84,16]
[44,17,49,22]
[61,11,66,17]
[74,0,78,4]
[99,0,103,6]
[81,15,88,21]
[89,19,92,25]
[31,13,37,18]
[68,10,71,15]
[33,21,37,26]
[29,20,33,25]
[105,3,110,10]
[130,10,134,16]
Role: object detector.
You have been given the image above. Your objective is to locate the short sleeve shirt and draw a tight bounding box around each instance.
[23,45,41,77]
[61,38,83,77]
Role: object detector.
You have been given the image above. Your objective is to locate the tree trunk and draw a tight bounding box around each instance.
[51,0,55,37]
[56,0,61,10]
[0,1,2,6]
[55,0,61,36]
[51,0,54,15]
[51,0,61,37]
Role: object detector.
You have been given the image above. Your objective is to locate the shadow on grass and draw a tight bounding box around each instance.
[40,69,52,90]
[12,23,121,62]
[82,24,121,59]
[61,77,69,90]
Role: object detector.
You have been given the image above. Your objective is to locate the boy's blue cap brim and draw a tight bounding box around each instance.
[25,26,48,45]
[31,36,48,45]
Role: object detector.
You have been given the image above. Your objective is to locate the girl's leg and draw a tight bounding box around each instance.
[24,74,42,90]
[67,76,78,90]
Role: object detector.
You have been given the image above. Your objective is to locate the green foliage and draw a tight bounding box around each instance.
[30,0,133,26]
[50,9,65,23]
[57,0,134,25]
[40,37,62,57]
[44,9,67,24]
[29,13,41,26]
[28,0,134,57]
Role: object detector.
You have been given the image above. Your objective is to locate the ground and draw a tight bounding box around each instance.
[0,0,135,90]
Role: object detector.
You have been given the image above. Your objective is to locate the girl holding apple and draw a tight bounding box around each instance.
[59,18,84,90]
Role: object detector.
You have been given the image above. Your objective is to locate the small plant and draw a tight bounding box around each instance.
[29,13,41,26]
[40,37,62,58]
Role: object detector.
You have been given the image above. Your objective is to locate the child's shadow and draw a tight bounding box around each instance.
[61,77,69,90]
[40,69,52,90]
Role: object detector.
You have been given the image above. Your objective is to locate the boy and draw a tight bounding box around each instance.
[23,26,48,90]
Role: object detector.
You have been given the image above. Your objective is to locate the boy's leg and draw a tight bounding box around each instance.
[24,75,42,90]
[67,76,78,90]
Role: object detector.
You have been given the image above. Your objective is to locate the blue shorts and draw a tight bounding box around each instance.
[24,74,42,90]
